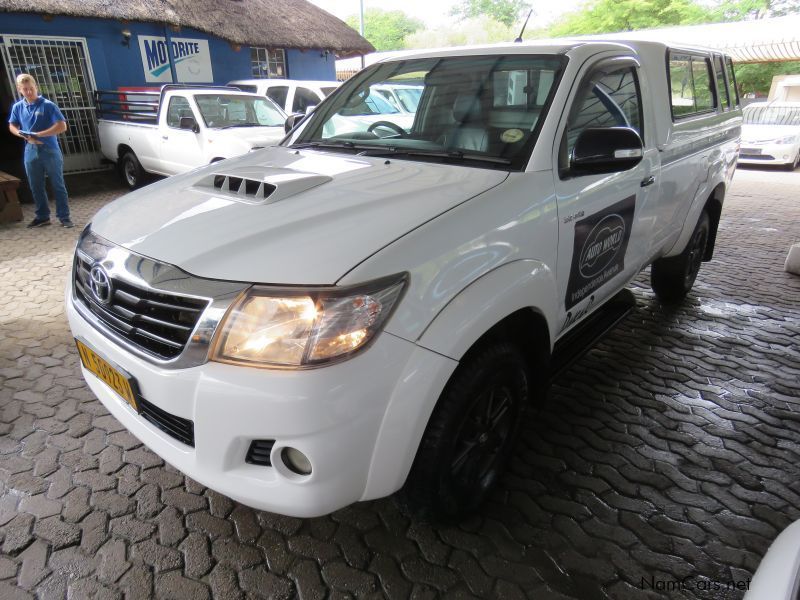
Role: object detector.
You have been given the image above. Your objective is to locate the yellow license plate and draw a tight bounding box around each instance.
[75,339,140,412]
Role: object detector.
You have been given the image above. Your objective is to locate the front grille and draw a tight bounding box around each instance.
[740,154,775,161]
[73,253,208,360]
[139,397,195,446]
[245,440,275,466]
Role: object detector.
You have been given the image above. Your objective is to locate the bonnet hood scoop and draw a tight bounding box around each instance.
[196,166,332,204]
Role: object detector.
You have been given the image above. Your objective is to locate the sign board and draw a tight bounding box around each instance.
[138,36,213,83]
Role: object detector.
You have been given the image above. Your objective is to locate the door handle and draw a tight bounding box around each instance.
[640,175,655,187]
[161,136,168,140]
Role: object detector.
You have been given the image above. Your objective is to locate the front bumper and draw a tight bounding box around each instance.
[738,142,798,166]
[67,289,455,517]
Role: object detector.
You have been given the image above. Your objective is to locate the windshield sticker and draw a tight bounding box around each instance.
[565,195,635,310]
[500,129,525,143]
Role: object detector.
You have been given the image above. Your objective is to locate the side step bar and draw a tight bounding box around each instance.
[549,289,636,384]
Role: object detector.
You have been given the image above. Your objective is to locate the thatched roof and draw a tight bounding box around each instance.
[0,0,374,56]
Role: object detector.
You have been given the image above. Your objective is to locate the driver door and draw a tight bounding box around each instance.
[159,95,205,174]
[553,57,661,334]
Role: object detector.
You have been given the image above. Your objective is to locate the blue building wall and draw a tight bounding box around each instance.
[1,13,335,90]
[286,49,336,80]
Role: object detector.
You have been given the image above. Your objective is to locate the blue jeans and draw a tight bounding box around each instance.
[24,143,70,221]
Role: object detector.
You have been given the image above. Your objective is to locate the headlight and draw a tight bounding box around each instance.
[774,135,798,145]
[211,274,407,368]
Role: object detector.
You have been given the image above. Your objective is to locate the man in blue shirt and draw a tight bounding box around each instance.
[7,73,73,228]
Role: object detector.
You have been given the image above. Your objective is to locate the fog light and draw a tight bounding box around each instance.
[281,447,312,475]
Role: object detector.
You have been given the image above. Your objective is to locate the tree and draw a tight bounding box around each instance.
[734,61,800,96]
[405,16,517,49]
[548,0,711,36]
[708,0,800,20]
[450,0,532,28]
[345,9,425,51]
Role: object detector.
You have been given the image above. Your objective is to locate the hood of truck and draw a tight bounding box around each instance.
[208,126,286,148]
[90,146,508,284]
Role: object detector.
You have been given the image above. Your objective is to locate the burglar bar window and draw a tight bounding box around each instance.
[251,47,286,78]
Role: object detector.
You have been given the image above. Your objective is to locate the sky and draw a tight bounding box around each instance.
[306,0,586,30]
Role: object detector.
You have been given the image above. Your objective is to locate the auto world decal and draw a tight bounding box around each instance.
[565,195,635,310]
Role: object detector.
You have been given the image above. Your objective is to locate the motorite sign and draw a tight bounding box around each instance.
[138,35,214,83]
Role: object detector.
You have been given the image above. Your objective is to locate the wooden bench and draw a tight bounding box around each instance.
[0,171,23,223]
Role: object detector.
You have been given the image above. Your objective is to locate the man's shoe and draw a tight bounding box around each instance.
[27,218,51,228]
[60,219,75,228]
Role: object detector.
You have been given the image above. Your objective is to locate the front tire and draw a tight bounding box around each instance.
[400,342,530,522]
[120,151,145,189]
[650,210,710,304]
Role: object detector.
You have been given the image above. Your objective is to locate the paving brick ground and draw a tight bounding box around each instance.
[0,166,798,599]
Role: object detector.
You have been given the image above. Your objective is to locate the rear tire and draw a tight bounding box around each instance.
[650,210,710,304]
[400,342,530,522]
[120,151,145,189]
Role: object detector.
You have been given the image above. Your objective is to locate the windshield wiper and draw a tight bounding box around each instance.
[356,147,512,165]
[289,141,357,150]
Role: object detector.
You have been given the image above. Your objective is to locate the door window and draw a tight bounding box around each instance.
[714,56,731,110]
[725,58,740,107]
[669,52,717,118]
[560,64,642,171]
[266,86,289,109]
[166,96,192,129]
[292,87,321,113]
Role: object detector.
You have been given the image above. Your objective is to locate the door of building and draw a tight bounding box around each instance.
[1,34,103,173]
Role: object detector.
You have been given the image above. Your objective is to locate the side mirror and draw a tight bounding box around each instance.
[571,127,643,175]
[284,113,307,134]
[179,116,200,133]
[304,105,317,115]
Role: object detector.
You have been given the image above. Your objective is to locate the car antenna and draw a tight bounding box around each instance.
[514,9,533,43]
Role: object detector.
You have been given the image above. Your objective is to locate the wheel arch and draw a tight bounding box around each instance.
[117,144,134,162]
[416,259,558,360]
[666,182,726,260]
[362,260,557,500]
[703,182,725,261]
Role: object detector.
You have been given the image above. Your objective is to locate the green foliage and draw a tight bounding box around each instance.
[345,8,425,51]
[708,0,800,20]
[449,0,532,27]
[405,16,516,49]
[734,61,800,96]
[549,0,710,36]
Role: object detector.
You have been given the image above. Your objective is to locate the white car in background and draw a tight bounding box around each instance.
[372,83,424,114]
[745,519,800,599]
[227,78,340,115]
[739,102,800,169]
[324,88,415,138]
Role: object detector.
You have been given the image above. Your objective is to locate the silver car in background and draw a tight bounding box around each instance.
[739,102,800,169]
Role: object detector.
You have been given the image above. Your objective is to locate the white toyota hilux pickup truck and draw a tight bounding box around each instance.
[95,85,287,189]
[68,40,742,521]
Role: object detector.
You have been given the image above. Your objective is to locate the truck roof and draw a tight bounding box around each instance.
[373,38,725,63]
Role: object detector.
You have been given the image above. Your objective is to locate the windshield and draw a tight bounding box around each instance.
[285,54,565,170]
[744,105,800,126]
[194,94,285,128]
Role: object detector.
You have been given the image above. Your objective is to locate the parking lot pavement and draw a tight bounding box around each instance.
[0,166,798,600]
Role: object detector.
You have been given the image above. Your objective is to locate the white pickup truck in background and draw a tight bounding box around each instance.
[95,85,287,188]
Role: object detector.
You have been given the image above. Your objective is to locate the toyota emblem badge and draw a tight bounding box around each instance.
[89,264,113,305]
